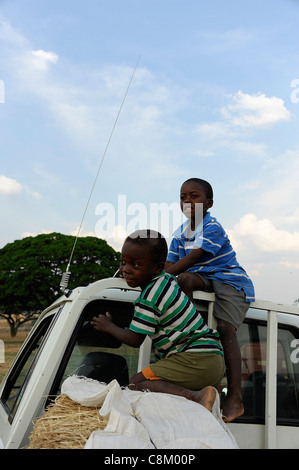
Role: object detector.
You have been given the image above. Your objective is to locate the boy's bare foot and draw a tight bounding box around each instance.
[191,386,217,413]
[222,396,244,423]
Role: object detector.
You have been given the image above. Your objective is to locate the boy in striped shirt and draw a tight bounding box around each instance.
[165,178,255,422]
[91,229,225,414]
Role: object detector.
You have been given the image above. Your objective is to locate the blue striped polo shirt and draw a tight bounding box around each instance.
[167,212,255,303]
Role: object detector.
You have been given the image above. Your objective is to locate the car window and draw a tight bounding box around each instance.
[220,314,299,424]
[50,299,139,396]
[0,314,55,420]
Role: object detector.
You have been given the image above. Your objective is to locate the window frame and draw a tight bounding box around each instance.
[0,310,60,423]
[47,297,136,404]
[232,316,299,426]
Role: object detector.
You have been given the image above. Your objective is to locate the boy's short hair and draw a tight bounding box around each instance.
[125,229,168,264]
[182,178,213,200]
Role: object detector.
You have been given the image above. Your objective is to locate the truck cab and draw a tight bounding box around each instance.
[1,277,299,449]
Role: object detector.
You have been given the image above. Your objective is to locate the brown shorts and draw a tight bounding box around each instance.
[142,351,225,390]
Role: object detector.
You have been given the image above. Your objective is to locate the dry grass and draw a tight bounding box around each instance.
[28,394,108,449]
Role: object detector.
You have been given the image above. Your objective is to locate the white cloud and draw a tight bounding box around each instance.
[28,49,58,71]
[221,90,290,128]
[22,230,51,238]
[226,214,299,304]
[70,227,98,238]
[256,149,299,225]
[105,225,128,251]
[24,186,42,199]
[0,174,41,198]
[70,225,125,252]
[280,258,299,270]
[231,213,299,252]
[0,174,22,194]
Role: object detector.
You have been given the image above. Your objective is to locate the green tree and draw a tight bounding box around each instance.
[0,233,120,336]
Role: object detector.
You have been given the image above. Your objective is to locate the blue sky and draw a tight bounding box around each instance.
[1,0,299,305]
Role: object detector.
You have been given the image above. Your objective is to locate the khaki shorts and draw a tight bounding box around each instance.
[142,351,225,390]
[212,280,249,329]
[194,274,249,329]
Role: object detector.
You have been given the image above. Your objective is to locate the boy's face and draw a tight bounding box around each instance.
[120,240,163,290]
[180,181,213,221]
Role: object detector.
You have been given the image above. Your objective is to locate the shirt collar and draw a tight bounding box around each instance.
[173,212,211,239]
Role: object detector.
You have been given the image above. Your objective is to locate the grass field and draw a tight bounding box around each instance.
[0,320,30,383]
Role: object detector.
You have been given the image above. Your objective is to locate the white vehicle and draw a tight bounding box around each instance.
[0,277,299,449]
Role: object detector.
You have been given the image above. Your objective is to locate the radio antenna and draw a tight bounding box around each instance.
[60,55,140,294]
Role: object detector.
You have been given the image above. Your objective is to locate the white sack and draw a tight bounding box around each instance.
[61,375,117,407]
[127,391,238,449]
[61,376,238,449]
[62,375,154,449]
[85,412,155,449]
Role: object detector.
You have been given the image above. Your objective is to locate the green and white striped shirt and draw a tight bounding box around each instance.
[129,272,223,359]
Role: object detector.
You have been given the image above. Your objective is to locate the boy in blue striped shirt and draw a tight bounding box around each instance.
[165,178,255,422]
[91,229,225,415]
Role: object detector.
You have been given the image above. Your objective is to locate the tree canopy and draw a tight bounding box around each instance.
[0,233,120,335]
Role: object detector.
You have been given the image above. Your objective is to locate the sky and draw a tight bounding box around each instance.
[1,0,299,305]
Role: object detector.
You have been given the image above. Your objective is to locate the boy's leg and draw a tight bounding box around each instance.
[216,319,244,422]
[179,276,246,422]
[212,281,248,423]
[129,371,216,413]
[177,272,211,300]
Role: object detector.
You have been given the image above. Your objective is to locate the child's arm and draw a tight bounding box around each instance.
[91,312,145,348]
[165,247,204,276]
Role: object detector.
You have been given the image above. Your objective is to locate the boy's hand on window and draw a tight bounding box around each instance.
[91,312,113,333]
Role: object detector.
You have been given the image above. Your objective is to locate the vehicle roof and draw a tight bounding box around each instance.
[41,278,299,330]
